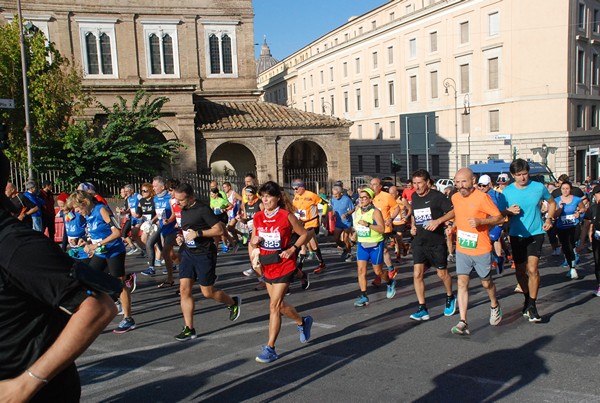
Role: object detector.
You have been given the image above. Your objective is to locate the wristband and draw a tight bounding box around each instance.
[26,370,48,384]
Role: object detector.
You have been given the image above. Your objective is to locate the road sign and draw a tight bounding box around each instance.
[0,99,15,109]
[493,133,511,140]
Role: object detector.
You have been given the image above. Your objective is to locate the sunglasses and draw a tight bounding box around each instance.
[292,186,301,190]
[477,184,487,187]
[359,196,370,199]
[142,189,149,193]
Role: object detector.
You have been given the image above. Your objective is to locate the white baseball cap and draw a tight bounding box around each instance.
[478,175,491,185]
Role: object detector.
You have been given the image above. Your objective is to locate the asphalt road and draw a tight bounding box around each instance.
[78,239,600,402]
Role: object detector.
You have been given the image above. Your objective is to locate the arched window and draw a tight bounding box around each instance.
[99,33,113,75]
[162,34,174,74]
[77,19,118,78]
[85,32,99,74]
[149,33,161,74]
[209,34,221,74]
[222,34,232,74]
[203,23,238,77]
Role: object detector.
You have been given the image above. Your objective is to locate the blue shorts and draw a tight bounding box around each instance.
[357,241,384,265]
[489,226,502,242]
[179,249,217,286]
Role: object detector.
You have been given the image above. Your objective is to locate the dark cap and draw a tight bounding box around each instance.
[592,185,600,195]
[591,180,600,186]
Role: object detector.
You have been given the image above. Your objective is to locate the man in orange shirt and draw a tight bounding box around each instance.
[450,168,505,335]
[370,178,400,288]
[292,179,326,274]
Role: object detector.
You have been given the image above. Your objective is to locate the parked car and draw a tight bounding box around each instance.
[435,178,454,192]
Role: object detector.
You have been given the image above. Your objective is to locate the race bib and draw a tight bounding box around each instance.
[413,207,432,227]
[595,230,600,240]
[176,217,182,227]
[458,230,478,249]
[355,224,371,237]
[247,219,254,230]
[143,214,152,222]
[560,214,577,226]
[258,231,282,250]
[156,208,165,219]
[182,229,196,248]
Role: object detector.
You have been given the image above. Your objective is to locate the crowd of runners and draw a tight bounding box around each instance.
[5,158,600,362]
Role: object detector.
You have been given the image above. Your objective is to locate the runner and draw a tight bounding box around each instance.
[499,158,556,322]
[4,181,37,227]
[449,168,504,335]
[409,169,457,321]
[477,175,508,273]
[240,185,265,277]
[39,180,55,240]
[251,181,312,363]
[330,184,355,262]
[172,183,241,341]
[223,181,243,246]
[68,190,136,333]
[389,185,411,262]
[122,184,144,255]
[586,186,600,296]
[151,176,178,288]
[292,179,326,274]
[353,187,397,306]
[554,181,585,279]
[135,183,155,260]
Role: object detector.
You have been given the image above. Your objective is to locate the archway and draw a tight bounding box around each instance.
[282,140,328,193]
[209,142,257,176]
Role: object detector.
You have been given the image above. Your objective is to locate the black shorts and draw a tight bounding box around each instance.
[217,213,228,224]
[179,249,217,286]
[510,234,544,264]
[263,269,296,284]
[412,242,448,269]
[89,252,126,278]
[121,219,132,238]
[393,224,407,234]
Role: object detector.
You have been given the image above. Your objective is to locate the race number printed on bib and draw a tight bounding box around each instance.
[143,214,152,222]
[458,230,478,249]
[413,207,432,227]
[182,230,196,248]
[355,224,371,238]
[560,214,577,226]
[258,231,282,250]
[156,208,165,219]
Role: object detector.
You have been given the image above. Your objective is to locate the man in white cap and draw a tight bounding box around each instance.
[477,175,508,273]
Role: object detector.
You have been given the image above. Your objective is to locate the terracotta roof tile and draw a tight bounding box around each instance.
[196,101,352,131]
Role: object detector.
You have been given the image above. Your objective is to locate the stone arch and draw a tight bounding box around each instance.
[208,141,257,176]
[281,139,328,192]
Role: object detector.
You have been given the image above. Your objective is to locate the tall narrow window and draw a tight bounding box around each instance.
[488,12,499,36]
[374,123,381,139]
[579,4,586,30]
[149,34,161,74]
[373,84,379,108]
[320,70,324,85]
[330,94,335,115]
[356,88,362,111]
[577,105,584,128]
[343,62,348,77]
[372,52,378,69]
[330,66,334,81]
[387,46,394,64]
[594,9,600,33]
[430,31,438,52]
[162,34,174,74]
[577,50,585,84]
[221,34,232,73]
[209,34,220,74]
[357,125,363,139]
[78,20,118,78]
[410,75,417,102]
[146,27,177,77]
[85,32,99,75]
[490,110,500,132]
[203,22,239,77]
[461,113,470,134]
[488,57,499,89]
[430,70,438,98]
[460,64,469,93]
[344,91,349,112]
[389,120,396,138]
[388,81,395,105]
[355,57,361,74]
[460,21,469,44]
[593,53,599,85]
[592,105,598,128]
[409,38,417,58]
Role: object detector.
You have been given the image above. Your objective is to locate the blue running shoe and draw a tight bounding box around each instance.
[354,295,369,307]
[410,307,430,321]
[113,317,136,334]
[560,259,569,268]
[298,316,313,343]
[386,280,396,299]
[444,295,457,316]
[141,267,155,276]
[575,253,581,265]
[256,345,279,363]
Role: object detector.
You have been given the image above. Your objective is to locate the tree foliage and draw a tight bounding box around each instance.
[37,90,183,185]
[0,18,90,160]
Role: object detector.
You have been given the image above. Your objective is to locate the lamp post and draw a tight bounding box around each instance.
[17,0,34,181]
[443,78,458,174]
[462,94,470,162]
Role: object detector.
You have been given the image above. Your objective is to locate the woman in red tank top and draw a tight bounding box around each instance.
[250,181,313,363]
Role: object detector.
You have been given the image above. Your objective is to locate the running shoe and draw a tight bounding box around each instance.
[448,254,456,263]
[514,283,523,293]
[243,268,256,277]
[410,307,430,321]
[570,268,579,280]
[141,267,155,276]
[154,259,163,267]
[594,286,600,297]
[345,253,354,263]
[298,315,313,343]
[354,295,369,307]
[229,296,242,321]
[386,280,396,299]
[451,320,470,335]
[560,259,569,268]
[124,273,137,293]
[525,305,542,323]
[313,263,326,274]
[175,326,197,341]
[115,300,123,315]
[444,295,457,316]
[113,317,136,334]
[301,274,310,290]
[490,304,502,326]
[255,346,279,363]
[371,275,382,288]
[340,250,349,261]
[126,247,139,256]
[575,253,581,265]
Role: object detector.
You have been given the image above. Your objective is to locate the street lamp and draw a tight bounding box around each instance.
[17,0,34,181]
[462,94,470,160]
[443,77,458,173]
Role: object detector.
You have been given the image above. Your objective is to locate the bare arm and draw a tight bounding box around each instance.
[424,210,455,231]
[279,214,309,260]
[184,221,224,241]
[543,197,557,231]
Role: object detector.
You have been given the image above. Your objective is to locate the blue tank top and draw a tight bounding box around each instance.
[154,193,177,235]
[555,195,582,229]
[86,203,126,258]
[65,211,87,239]
[127,193,142,224]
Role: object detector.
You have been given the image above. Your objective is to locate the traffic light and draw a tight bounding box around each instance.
[390,153,401,173]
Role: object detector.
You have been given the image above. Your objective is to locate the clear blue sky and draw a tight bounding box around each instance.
[254,0,386,60]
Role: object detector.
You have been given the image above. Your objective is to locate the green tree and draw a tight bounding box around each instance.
[0,18,90,161]
[38,90,183,185]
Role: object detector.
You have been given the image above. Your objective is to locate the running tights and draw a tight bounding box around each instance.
[557,227,576,268]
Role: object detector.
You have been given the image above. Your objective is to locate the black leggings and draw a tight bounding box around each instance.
[146,229,163,264]
[557,227,576,268]
[593,238,600,284]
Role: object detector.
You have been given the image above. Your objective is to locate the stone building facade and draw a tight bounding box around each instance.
[258,0,600,182]
[0,0,352,188]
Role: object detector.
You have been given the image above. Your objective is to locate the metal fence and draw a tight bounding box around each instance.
[283,167,330,194]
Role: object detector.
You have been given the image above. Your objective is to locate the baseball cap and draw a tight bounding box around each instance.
[361,188,375,198]
[497,173,509,183]
[478,175,491,186]
[56,192,69,204]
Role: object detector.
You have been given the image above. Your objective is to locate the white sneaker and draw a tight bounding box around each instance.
[126,247,139,256]
[243,268,255,277]
[570,268,579,280]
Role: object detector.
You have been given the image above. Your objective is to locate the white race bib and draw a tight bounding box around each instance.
[457,230,478,249]
[258,231,282,250]
[355,224,371,237]
[182,229,196,248]
[560,214,577,226]
[156,208,165,219]
[414,207,432,226]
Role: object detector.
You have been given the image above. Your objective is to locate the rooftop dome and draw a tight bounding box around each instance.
[256,36,278,75]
